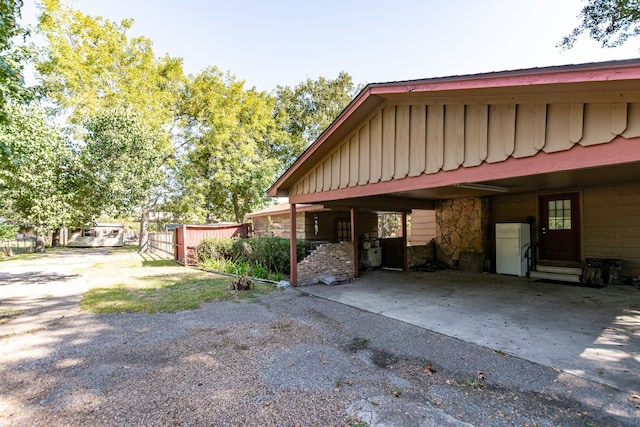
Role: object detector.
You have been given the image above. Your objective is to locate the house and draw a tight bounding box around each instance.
[268,59,640,286]
[67,223,125,247]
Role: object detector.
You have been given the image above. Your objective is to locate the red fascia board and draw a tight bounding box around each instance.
[288,136,640,205]
[369,60,640,94]
[246,204,325,218]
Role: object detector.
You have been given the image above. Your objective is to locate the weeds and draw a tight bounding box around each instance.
[0,309,24,323]
[460,376,485,391]
[346,416,368,427]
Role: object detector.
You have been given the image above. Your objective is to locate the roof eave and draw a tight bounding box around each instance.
[268,59,640,197]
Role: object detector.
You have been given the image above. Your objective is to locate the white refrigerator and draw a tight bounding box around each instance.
[495,223,531,276]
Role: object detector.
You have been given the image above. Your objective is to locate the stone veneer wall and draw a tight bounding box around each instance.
[435,197,489,268]
[296,242,354,286]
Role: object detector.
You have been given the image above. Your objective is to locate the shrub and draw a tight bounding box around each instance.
[196,238,236,263]
[196,237,315,275]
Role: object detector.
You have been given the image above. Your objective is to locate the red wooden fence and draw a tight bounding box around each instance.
[174,223,251,266]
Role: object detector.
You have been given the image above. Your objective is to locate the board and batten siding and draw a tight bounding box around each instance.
[582,183,640,275]
[290,102,640,197]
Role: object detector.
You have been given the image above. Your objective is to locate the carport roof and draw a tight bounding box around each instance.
[267,59,640,199]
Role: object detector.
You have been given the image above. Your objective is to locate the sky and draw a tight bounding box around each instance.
[20,0,640,92]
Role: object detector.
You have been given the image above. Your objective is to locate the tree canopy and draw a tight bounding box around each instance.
[76,108,165,221]
[0,103,74,234]
[177,68,283,223]
[1,0,361,246]
[0,0,29,120]
[560,0,640,49]
[274,72,359,169]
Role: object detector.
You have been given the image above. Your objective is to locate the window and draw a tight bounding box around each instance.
[336,219,351,242]
[83,229,95,237]
[548,199,572,230]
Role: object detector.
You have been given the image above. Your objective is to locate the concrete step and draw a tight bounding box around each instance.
[535,264,583,275]
[529,270,582,283]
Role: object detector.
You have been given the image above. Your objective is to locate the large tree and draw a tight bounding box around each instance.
[560,0,640,49]
[76,108,164,222]
[274,72,359,169]
[0,0,30,120]
[0,103,74,251]
[179,67,283,223]
[36,0,185,251]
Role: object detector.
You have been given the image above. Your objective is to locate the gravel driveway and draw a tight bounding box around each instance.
[1,249,638,426]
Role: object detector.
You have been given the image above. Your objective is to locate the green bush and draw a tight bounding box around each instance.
[0,224,19,240]
[196,238,236,262]
[196,237,315,275]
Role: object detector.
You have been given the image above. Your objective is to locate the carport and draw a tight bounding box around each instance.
[301,270,640,393]
[268,59,640,286]
[266,60,640,393]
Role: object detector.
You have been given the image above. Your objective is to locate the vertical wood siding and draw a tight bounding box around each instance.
[290,101,640,197]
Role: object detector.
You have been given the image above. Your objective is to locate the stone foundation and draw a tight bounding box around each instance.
[296,242,355,286]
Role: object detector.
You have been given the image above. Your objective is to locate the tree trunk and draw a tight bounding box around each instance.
[232,193,240,223]
[52,228,62,247]
[138,200,151,253]
[35,231,46,253]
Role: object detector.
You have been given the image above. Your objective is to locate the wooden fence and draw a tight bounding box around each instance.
[149,232,175,258]
[1,238,36,257]
[175,223,251,266]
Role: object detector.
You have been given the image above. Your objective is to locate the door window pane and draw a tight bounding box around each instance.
[548,199,572,230]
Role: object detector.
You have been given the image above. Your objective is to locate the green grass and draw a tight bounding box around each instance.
[80,274,275,314]
[142,259,179,267]
[0,246,67,262]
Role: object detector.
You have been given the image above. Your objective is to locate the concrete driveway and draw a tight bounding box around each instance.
[301,269,640,393]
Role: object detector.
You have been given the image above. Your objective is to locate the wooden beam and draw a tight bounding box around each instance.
[402,211,408,271]
[290,203,297,286]
[351,207,359,279]
[323,196,435,211]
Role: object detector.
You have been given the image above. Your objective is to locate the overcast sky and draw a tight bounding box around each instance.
[21,0,640,91]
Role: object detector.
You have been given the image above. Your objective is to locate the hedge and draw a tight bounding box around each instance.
[196,237,314,275]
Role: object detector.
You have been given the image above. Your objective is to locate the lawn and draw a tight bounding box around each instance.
[79,249,275,314]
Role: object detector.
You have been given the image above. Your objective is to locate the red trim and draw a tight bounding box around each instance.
[289,203,297,287]
[289,136,640,204]
[351,207,358,279]
[369,64,640,95]
[247,203,325,218]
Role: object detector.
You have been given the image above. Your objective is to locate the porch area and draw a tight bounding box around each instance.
[300,269,640,394]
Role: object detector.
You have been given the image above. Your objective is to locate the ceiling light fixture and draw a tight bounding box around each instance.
[455,183,509,193]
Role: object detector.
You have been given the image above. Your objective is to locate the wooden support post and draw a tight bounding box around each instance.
[351,207,359,278]
[290,203,297,286]
[402,211,408,271]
